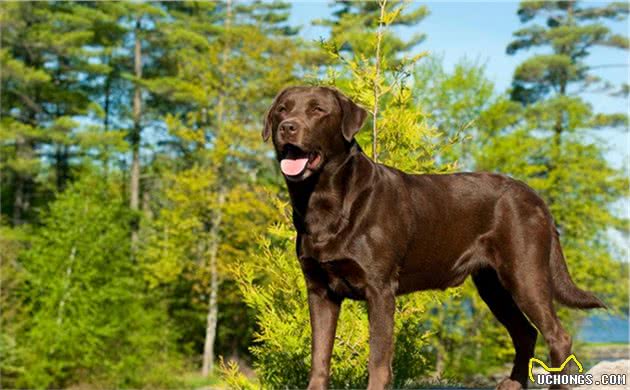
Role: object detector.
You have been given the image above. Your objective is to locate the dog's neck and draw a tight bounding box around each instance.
[286,141,374,233]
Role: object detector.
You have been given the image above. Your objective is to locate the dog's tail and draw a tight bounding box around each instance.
[550,232,606,309]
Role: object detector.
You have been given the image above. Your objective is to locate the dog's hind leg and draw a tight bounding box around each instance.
[494,235,573,389]
[473,267,537,389]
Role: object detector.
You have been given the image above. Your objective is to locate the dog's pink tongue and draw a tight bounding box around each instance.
[280,158,308,176]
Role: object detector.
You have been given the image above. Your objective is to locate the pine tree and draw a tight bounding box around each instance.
[0,2,99,223]
[0,2,141,221]
[141,0,304,376]
[413,56,516,169]
[14,173,182,388]
[315,0,430,163]
[317,1,428,61]
[477,0,628,334]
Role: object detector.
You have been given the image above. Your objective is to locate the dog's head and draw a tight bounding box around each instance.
[262,86,367,181]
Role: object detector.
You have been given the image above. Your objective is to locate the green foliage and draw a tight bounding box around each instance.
[317,3,455,173]
[220,358,258,389]
[413,57,484,169]
[508,0,628,104]
[11,174,183,388]
[0,1,136,222]
[316,1,447,171]
[316,1,428,59]
[138,0,307,372]
[0,223,30,386]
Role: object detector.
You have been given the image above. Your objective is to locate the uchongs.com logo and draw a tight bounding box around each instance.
[529,354,627,387]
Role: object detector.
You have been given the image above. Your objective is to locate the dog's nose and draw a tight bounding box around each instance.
[279,120,298,135]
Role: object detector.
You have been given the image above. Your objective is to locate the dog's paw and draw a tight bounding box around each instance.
[496,377,523,390]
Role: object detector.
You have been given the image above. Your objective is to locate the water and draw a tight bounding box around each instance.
[579,314,629,343]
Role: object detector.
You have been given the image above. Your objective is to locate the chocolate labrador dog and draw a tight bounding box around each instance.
[262,86,604,390]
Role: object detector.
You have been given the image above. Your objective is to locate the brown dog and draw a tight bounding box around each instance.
[262,86,604,390]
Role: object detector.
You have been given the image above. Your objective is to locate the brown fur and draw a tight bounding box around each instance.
[263,86,605,390]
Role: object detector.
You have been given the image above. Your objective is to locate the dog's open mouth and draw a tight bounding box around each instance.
[280,144,322,177]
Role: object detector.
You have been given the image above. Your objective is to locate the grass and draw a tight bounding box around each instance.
[178,371,226,390]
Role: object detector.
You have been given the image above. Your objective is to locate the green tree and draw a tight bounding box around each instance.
[13,173,182,388]
[317,1,428,61]
[413,57,516,168]
[0,2,102,223]
[141,0,305,376]
[0,222,30,388]
[0,2,135,223]
[315,0,430,163]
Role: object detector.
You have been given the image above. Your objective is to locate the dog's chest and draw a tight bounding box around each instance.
[299,212,353,261]
[323,260,367,300]
[300,230,348,261]
[298,228,370,299]
[301,255,368,300]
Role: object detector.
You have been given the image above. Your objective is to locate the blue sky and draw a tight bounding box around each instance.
[288,1,629,167]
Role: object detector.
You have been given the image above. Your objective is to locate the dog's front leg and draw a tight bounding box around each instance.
[366,286,395,390]
[306,287,341,390]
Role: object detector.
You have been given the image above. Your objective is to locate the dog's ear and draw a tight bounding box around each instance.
[333,89,368,142]
[262,87,292,142]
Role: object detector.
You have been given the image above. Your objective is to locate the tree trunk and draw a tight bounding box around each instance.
[57,245,77,326]
[372,0,387,162]
[549,4,570,209]
[103,63,112,176]
[201,0,231,376]
[11,11,38,226]
[12,135,31,226]
[12,173,25,226]
[201,189,226,377]
[142,182,152,220]
[55,145,69,192]
[130,17,143,247]
[432,306,447,379]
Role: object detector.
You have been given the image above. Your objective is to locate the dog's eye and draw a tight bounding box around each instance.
[277,106,286,113]
[313,106,326,113]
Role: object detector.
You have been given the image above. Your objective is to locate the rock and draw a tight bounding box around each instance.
[579,359,630,390]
